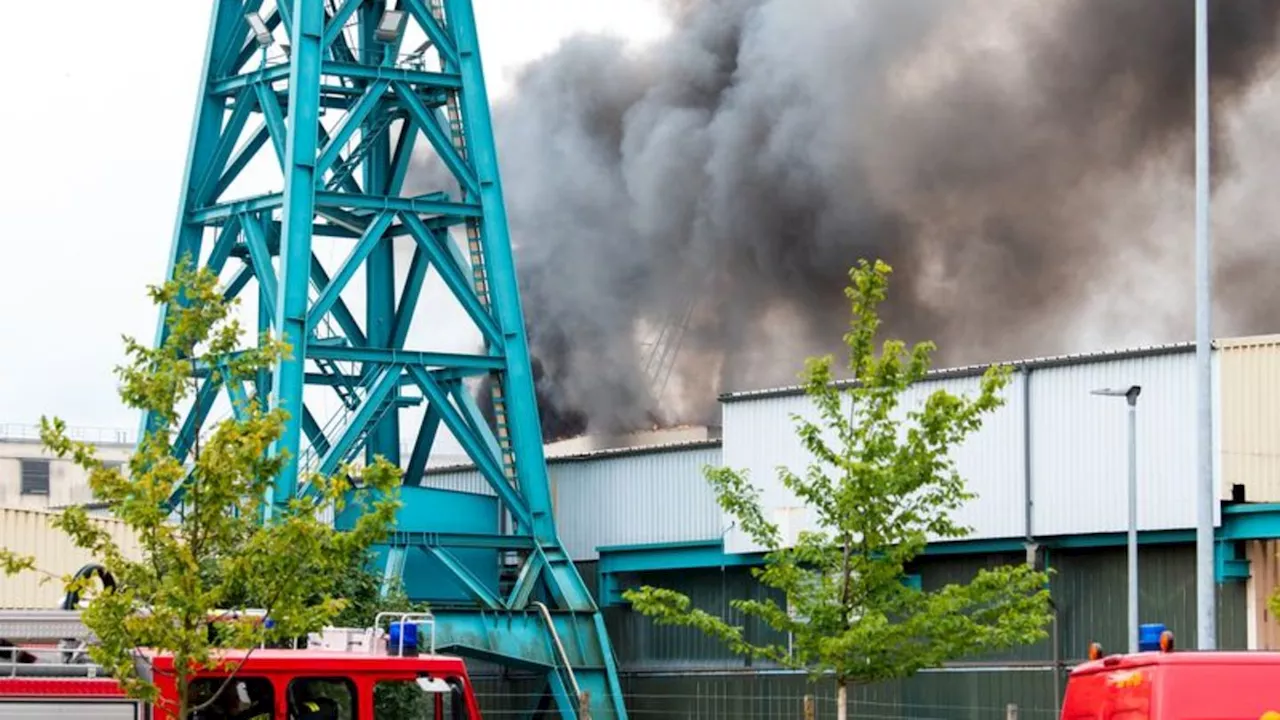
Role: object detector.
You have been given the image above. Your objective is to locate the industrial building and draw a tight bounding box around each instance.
[425,334,1280,715]
[7,335,1280,716]
[0,425,131,511]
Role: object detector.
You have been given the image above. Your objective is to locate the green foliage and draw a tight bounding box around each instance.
[0,261,401,718]
[625,259,1053,688]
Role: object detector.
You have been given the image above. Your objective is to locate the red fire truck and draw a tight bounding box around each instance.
[1061,626,1280,720]
[0,608,482,719]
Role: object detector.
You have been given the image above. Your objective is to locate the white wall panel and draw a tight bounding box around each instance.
[419,445,724,561]
[722,372,1026,554]
[1029,351,1203,536]
[420,467,494,496]
[551,446,723,561]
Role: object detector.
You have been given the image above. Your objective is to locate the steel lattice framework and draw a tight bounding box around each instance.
[147,2,627,717]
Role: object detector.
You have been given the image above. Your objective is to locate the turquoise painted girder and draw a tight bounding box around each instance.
[147,2,627,718]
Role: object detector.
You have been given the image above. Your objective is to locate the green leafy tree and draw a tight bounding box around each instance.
[624,259,1053,720]
[1,262,402,719]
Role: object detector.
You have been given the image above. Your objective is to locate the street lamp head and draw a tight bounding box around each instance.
[1091,385,1142,406]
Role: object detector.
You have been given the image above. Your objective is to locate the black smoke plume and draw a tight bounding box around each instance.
[447,0,1280,440]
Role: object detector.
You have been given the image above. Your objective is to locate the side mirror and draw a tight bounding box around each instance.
[415,677,451,694]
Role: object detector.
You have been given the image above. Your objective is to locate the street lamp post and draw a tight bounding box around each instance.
[1092,385,1142,654]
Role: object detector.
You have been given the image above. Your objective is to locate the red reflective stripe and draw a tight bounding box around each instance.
[0,678,127,698]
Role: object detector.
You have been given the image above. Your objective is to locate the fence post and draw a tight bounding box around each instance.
[804,694,815,720]
[579,690,591,720]
[1007,703,1019,720]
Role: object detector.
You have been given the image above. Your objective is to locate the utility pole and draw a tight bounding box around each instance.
[1194,0,1216,650]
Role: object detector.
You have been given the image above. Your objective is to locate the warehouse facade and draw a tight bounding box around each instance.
[7,336,1280,716]
[428,335,1280,717]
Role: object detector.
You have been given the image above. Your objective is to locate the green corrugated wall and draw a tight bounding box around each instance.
[464,544,1249,719]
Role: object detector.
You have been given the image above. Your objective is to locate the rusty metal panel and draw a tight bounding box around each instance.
[1218,335,1280,503]
[0,507,140,610]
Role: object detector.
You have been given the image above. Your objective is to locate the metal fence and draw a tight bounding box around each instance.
[471,692,1060,720]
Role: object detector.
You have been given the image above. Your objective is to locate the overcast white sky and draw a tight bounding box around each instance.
[0,2,669,436]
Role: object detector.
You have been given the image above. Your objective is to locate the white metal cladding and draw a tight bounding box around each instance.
[420,467,494,496]
[721,372,1026,554]
[1028,350,1213,536]
[417,446,724,561]
[549,446,724,561]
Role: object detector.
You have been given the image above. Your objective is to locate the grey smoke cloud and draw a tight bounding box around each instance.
[417,0,1280,439]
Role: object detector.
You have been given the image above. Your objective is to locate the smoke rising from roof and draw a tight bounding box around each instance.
[435,0,1280,440]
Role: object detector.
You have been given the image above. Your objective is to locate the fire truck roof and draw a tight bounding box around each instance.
[1070,651,1280,676]
[145,648,470,675]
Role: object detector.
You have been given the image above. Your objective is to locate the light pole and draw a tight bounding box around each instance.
[1092,385,1142,653]
[1194,0,1216,651]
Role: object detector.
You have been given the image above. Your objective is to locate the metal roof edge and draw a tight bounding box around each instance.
[719,340,1200,403]
[423,438,723,475]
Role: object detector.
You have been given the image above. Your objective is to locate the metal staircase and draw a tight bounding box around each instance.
[430,0,526,604]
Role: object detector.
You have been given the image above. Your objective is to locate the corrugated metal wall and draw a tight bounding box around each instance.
[420,444,724,561]
[553,445,722,560]
[721,373,1026,554]
[1219,335,1280,503]
[420,466,494,496]
[574,543,1247,719]
[721,348,1230,547]
[602,543,1246,674]
[1029,351,1201,536]
[0,507,140,609]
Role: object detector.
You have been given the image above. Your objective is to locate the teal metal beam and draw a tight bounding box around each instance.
[403,0,460,67]
[401,213,502,347]
[1220,503,1280,540]
[151,2,629,716]
[269,0,325,509]
[309,346,502,370]
[385,532,537,550]
[305,212,394,334]
[427,546,504,609]
[325,62,463,88]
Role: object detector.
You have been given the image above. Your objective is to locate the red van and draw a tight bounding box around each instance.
[1062,643,1280,720]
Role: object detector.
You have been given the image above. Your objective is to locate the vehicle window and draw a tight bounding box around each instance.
[374,678,469,720]
[288,677,356,720]
[190,676,275,719]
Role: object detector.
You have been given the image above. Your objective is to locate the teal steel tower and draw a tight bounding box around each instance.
[150,2,627,717]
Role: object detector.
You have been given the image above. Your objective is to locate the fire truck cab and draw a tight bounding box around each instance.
[1061,625,1280,720]
[0,610,482,719]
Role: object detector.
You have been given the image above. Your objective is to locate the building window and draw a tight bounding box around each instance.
[20,459,50,495]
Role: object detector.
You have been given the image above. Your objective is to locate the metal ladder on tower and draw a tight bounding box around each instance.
[418,7,629,717]
[431,0,524,594]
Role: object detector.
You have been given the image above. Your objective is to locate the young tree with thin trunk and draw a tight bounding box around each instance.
[625,259,1054,720]
[1,262,402,719]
